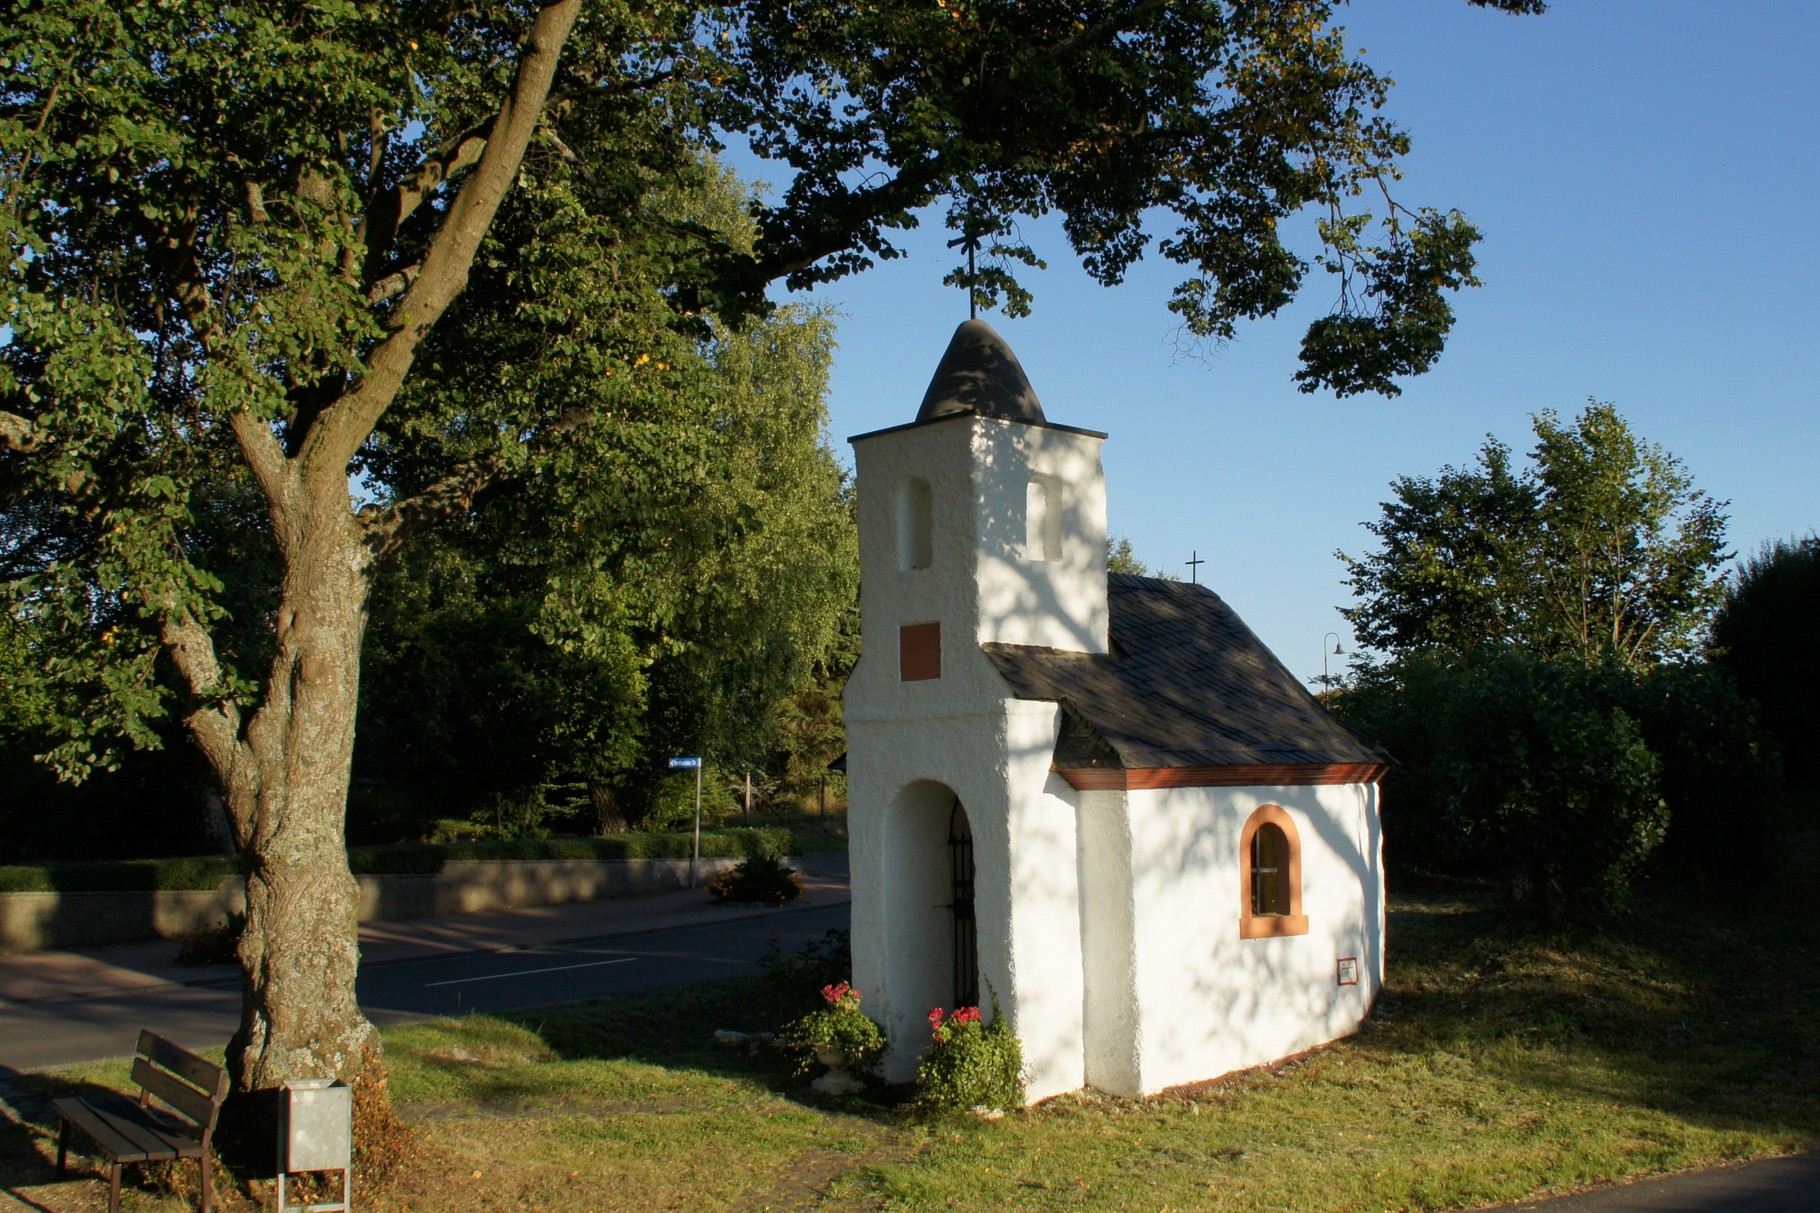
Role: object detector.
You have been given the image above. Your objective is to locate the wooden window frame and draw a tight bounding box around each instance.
[1239,804,1308,939]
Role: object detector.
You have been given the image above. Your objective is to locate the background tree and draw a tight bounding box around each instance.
[1341,402,1729,670]
[1106,534,1173,578]
[1710,535,1820,780]
[1341,651,1779,905]
[1334,403,1780,911]
[358,297,855,839]
[0,0,1543,1103]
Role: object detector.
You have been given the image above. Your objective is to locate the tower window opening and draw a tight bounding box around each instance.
[900,476,933,570]
[1026,475,1061,562]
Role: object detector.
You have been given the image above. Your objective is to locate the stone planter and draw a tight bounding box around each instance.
[810,1046,866,1095]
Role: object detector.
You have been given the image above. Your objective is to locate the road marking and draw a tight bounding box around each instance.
[424,957,637,988]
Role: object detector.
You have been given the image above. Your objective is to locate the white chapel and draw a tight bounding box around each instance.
[844,319,1391,1101]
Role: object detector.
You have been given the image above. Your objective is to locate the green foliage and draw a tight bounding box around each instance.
[1433,655,1665,919]
[1340,651,1782,913]
[1106,534,1177,579]
[354,282,856,840]
[704,854,804,906]
[1627,664,1782,885]
[757,928,854,1025]
[915,999,1026,1114]
[1341,402,1729,670]
[769,590,859,805]
[630,766,734,832]
[0,855,242,893]
[783,981,887,1072]
[1709,534,1820,775]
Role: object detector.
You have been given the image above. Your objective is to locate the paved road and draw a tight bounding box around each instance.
[1491,1152,1820,1212]
[0,899,849,1073]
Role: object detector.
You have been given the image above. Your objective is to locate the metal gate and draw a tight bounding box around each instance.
[947,799,978,1008]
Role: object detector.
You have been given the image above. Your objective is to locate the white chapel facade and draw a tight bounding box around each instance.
[844,319,1390,1101]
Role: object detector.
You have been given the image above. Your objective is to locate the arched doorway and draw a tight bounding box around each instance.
[880,779,986,1070]
[948,799,978,1008]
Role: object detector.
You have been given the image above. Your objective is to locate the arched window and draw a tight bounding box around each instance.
[1239,804,1308,939]
[899,476,933,570]
[1026,474,1060,562]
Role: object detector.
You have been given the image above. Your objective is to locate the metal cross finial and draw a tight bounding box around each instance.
[946,232,981,320]
[1186,550,1205,584]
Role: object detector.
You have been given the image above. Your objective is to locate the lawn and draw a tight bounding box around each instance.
[4,839,1815,1213]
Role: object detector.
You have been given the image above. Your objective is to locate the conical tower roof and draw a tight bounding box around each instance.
[914,319,1046,424]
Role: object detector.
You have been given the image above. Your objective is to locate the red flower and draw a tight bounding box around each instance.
[954,1007,981,1025]
[928,1007,944,1029]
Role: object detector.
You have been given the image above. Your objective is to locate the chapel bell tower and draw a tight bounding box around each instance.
[844,318,1108,1093]
[848,317,1110,678]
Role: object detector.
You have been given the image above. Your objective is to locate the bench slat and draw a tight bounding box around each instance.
[129,1056,220,1130]
[137,1029,228,1099]
[54,1094,200,1164]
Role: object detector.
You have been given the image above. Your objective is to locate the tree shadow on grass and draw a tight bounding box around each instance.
[380,962,909,1127]
[0,1062,128,1211]
[509,972,896,1109]
[1365,877,1820,1144]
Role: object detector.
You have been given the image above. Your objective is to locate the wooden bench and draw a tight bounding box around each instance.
[53,1029,229,1213]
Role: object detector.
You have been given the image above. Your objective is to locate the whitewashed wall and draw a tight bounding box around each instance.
[1116,782,1385,1095]
[846,411,1105,1097]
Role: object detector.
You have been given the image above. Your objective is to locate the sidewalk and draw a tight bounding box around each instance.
[0,852,850,1008]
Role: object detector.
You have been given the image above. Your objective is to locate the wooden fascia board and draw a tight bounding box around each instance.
[1057,762,1390,791]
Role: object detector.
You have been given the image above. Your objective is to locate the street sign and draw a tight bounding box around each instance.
[667,757,704,887]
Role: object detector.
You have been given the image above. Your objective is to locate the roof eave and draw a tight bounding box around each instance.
[1056,761,1391,791]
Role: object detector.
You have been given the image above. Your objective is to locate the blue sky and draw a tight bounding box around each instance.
[739,1,1820,685]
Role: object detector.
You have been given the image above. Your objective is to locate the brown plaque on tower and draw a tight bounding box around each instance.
[899,622,941,681]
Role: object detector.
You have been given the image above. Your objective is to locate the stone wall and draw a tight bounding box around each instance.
[0,856,739,953]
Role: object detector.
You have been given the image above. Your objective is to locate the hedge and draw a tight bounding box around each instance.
[0,826,799,892]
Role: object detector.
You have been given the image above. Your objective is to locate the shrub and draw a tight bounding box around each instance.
[1336,651,1674,917]
[914,999,1025,1114]
[174,911,244,966]
[1629,663,1783,887]
[782,981,887,1074]
[704,854,803,906]
[757,929,851,1023]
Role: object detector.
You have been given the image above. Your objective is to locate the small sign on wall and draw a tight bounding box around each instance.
[1335,957,1359,987]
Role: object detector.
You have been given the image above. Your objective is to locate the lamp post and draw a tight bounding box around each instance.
[1322,633,1343,693]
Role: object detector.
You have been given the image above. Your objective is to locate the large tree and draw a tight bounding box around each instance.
[1,0,1542,1100]
[1341,401,1729,669]
[1709,535,1820,776]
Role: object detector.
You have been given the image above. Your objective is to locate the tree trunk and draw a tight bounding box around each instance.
[227,503,379,1094]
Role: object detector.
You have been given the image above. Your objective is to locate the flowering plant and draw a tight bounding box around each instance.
[915,998,1024,1114]
[783,981,886,1070]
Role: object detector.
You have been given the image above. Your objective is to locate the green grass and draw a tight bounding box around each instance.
[5,837,1814,1212]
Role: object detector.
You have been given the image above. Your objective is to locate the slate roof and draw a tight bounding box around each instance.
[981,574,1388,773]
[914,319,1046,424]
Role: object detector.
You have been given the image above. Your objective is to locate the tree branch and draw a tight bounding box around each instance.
[359,115,497,288]
[364,261,421,305]
[362,450,508,564]
[229,409,292,514]
[745,155,951,289]
[1048,0,1175,61]
[362,403,597,563]
[1,408,48,453]
[160,609,257,838]
[306,0,583,484]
